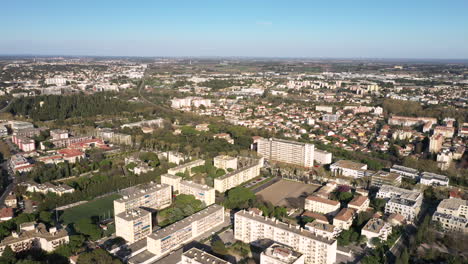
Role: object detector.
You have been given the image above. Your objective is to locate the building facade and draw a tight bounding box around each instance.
[256,138,315,168]
[113,183,172,215]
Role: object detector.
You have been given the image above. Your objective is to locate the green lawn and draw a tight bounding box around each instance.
[60,193,122,225]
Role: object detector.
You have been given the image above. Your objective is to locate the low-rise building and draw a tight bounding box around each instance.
[0,208,14,222]
[260,243,305,264]
[181,248,229,264]
[213,155,238,171]
[370,171,402,187]
[348,195,370,212]
[305,221,340,240]
[333,208,355,230]
[420,172,449,186]
[390,165,419,179]
[361,218,392,246]
[304,196,340,216]
[377,185,423,222]
[0,223,69,255]
[167,159,205,176]
[214,158,263,193]
[432,198,468,233]
[21,182,75,196]
[330,160,368,178]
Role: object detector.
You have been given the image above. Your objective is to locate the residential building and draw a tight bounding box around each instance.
[132,205,224,264]
[12,135,35,152]
[305,221,340,240]
[370,171,402,187]
[0,125,7,137]
[420,172,449,186]
[4,194,17,208]
[314,150,332,165]
[21,182,74,196]
[330,160,368,178]
[167,159,205,176]
[256,138,315,168]
[115,208,152,243]
[377,185,423,222]
[180,180,215,206]
[181,248,229,264]
[390,165,419,179]
[213,133,234,144]
[234,210,337,264]
[322,114,340,123]
[260,243,305,264]
[50,129,69,140]
[333,208,355,230]
[361,218,392,246]
[214,158,263,193]
[432,198,468,233]
[315,106,333,113]
[0,208,14,222]
[434,126,455,138]
[9,154,34,173]
[0,223,69,255]
[213,155,238,171]
[348,196,370,212]
[304,196,340,215]
[429,134,444,153]
[113,182,172,215]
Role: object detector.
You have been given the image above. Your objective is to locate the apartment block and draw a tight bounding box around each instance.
[213,155,238,171]
[305,196,340,216]
[113,182,172,215]
[115,208,152,243]
[180,180,215,206]
[167,159,205,176]
[260,243,305,264]
[429,134,444,153]
[214,158,263,193]
[0,223,69,255]
[330,160,367,178]
[12,135,35,152]
[420,172,449,186]
[256,137,315,168]
[432,198,468,233]
[313,149,333,165]
[130,205,224,264]
[347,195,369,212]
[370,171,402,187]
[234,210,337,264]
[390,165,419,179]
[305,221,340,240]
[333,208,355,231]
[377,185,422,222]
[181,248,229,264]
[361,218,392,246]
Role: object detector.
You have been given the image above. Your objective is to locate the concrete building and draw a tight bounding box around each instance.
[113,182,172,215]
[21,182,74,196]
[305,221,340,240]
[0,223,69,255]
[432,198,468,233]
[115,208,152,243]
[214,158,263,193]
[361,218,392,246]
[167,159,205,176]
[322,114,340,123]
[377,185,422,222]
[181,248,229,264]
[304,196,340,216]
[330,160,368,178]
[370,171,402,187]
[213,155,238,171]
[429,134,444,153]
[234,210,337,264]
[256,138,314,168]
[260,243,305,264]
[315,106,333,113]
[12,135,35,152]
[50,129,69,140]
[313,149,332,165]
[420,172,449,186]
[390,165,419,179]
[129,205,224,264]
[180,181,216,206]
[348,195,370,212]
[333,208,355,231]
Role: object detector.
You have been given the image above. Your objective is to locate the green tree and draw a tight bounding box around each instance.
[77,248,122,264]
[224,187,256,209]
[212,239,228,256]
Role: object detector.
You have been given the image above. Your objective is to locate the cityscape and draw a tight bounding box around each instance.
[0,1,467,264]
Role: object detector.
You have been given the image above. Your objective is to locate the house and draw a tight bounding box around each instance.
[0,208,14,222]
[304,196,340,216]
[348,195,370,212]
[333,208,355,231]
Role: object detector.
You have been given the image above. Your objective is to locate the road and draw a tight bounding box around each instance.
[0,99,14,113]
[137,80,159,107]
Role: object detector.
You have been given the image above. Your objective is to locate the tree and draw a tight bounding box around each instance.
[224,187,256,209]
[0,246,16,264]
[74,218,102,241]
[39,211,52,224]
[77,248,122,264]
[212,239,228,256]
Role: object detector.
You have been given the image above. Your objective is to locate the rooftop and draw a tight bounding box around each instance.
[331,160,367,170]
[183,248,229,264]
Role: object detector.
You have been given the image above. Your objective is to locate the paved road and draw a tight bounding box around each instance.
[251,176,280,193]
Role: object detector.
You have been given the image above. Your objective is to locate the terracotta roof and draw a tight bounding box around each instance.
[348,195,369,207]
[334,208,355,222]
[302,211,329,223]
[0,208,14,218]
[306,195,340,206]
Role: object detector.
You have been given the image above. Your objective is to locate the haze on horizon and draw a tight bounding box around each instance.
[1,0,467,59]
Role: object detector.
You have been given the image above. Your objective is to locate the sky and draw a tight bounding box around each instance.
[1,0,467,59]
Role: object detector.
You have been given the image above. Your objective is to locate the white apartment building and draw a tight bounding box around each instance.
[0,223,69,255]
[260,243,305,264]
[313,150,333,165]
[377,185,423,222]
[113,182,172,215]
[420,172,450,186]
[213,155,238,171]
[330,160,368,178]
[115,208,152,243]
[181,248,229,264]
[348,195,369,212]
[361,218,392,247]
[304,196,340,215]
[167,159,205,176]
[129,205,224,264]
[390,165,419,179]
[256,138,314,168]
[214,158,263,193]
[161,174,215,205]
[315,106,333,113]
[305,221,340,240]
[171,97,212,109]
[45,77,67,86]
[333,208,355,231]
[432,198,468,233]
[234,210,337,264]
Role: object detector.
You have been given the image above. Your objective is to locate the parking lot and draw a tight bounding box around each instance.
[256,179,320,207]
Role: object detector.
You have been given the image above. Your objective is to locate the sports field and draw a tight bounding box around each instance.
[60,193,121,225]
[256,179,320,207]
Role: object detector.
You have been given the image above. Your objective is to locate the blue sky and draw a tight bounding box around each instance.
[1,0,467,58]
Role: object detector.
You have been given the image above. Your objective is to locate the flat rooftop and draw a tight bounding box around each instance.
[116,182,170,203]
[183,248,229,264]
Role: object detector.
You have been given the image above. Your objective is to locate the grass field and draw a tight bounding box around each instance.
[60,193,121,225]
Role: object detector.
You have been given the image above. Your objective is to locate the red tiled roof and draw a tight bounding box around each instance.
[0,208,14,218]
[306,195,340,206]
[334,208,355,222]
[348,195,369,207]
